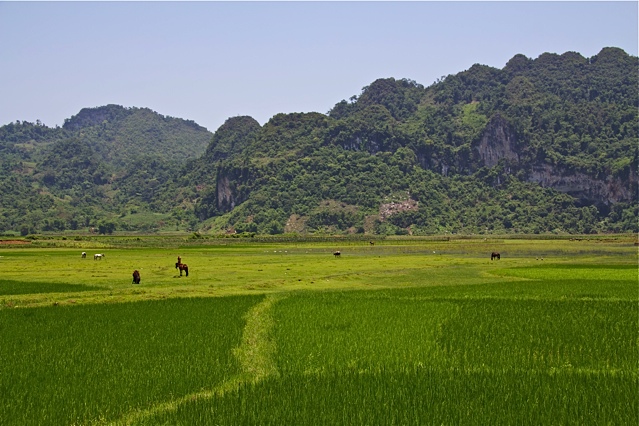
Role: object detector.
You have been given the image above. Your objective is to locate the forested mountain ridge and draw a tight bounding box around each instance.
[1,105,212,167]
[62,105,212,164]
[193,47,637,235]
[0,47,636,235]
[0,106,213,233]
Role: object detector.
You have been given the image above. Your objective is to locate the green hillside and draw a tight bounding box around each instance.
[0,106,212,234]
[190,48,637,235]
[0,48,636,235]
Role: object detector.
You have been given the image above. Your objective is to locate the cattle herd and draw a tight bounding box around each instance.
[79,249,506,285]
[80,252,191,285]
[81,252,106,260]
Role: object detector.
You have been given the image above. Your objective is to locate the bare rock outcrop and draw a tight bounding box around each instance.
[379,198,418,220]
[529,164,635,205]
[475,114,519,167]
[216,175,235,212]
[474,113,635,205]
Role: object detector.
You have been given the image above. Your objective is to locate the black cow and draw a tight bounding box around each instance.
[491,252,501,260]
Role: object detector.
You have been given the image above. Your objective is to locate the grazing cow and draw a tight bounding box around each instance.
[333,251,341,257]
[132,270,141,284]
[81,252,86,258]
[491,252,500,260]
[94,253,105,260]
[369,241,375,246]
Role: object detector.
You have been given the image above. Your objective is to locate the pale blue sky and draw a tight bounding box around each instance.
[1,1,637,132]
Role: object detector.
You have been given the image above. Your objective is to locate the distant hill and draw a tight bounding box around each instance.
[62,104,212,164]
[0,106,213,234]
[0,47,636,235]
[0,105,212,165]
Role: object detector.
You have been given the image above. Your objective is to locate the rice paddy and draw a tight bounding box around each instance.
[0,235,636,424]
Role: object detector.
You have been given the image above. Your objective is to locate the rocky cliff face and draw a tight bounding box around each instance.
[213,163,255,214]
[216,174,235,212]
[475,114,519,168]
[474,114,635,205]
[529,164,635,205]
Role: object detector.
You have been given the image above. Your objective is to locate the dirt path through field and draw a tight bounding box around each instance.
[232,293,281,382]
[109,294,283,425]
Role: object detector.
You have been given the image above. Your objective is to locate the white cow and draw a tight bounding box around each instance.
[94,253,105,260]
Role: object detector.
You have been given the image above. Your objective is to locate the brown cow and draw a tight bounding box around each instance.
[132,270,141,284]
[491,252,500,260]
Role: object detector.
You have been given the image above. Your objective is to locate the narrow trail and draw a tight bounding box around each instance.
[107,294,283,426]
[232,293,281,383]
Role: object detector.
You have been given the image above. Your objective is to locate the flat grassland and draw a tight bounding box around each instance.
[0,236,637,425]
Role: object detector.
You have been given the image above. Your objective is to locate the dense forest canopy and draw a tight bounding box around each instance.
[0,48,636,235]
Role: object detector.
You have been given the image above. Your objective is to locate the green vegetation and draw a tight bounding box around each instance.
[0,106,211,234]
[0,280,101,296]
[0,236,636,424]
[0,49,637,235]
[150,368,634,425]
[0,296,260,425]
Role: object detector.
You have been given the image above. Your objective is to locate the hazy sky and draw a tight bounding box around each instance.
[1,1,637,132]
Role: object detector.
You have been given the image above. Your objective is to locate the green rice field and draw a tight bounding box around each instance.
[0,235,637,425]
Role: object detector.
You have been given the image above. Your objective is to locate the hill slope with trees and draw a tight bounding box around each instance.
[0,106,213,233]
[0,47,636,235]
[188,47,637,235]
